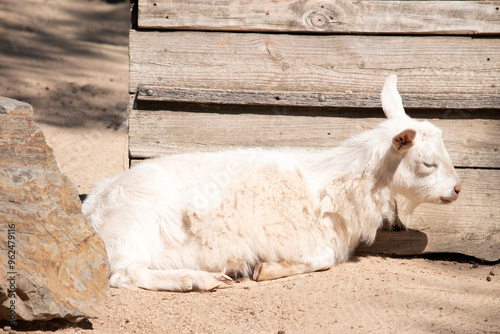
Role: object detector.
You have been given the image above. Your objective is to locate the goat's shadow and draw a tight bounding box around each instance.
[356,227,428,257]
[355,201,428,257]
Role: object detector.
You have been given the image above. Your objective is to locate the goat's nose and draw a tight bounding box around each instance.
[454,183,461,195]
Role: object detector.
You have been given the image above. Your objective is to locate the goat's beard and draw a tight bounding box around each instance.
[393,196,421,229]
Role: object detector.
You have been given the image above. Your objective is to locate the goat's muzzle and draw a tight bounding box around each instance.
[439,182,461,204]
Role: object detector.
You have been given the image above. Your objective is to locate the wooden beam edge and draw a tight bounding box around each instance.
[136,85,500,109]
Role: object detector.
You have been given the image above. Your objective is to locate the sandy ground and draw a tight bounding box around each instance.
[1,1,499,333]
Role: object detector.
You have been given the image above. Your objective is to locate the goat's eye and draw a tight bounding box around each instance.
[423,162,437,169]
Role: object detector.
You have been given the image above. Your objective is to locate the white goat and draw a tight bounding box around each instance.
[82,75,461,291]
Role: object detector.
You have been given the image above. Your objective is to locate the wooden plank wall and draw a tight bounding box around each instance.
[129,0,500,261]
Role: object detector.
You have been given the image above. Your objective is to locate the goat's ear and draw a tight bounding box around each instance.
[381,75,408,119]
[393,129,416,153]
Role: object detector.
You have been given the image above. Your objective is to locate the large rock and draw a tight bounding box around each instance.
[0,97,109,324]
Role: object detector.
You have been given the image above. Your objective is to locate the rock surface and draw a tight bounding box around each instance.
[0,97,109,324]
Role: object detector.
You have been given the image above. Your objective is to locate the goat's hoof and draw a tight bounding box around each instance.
[216,275,234,289]
[201,273,234,291]
[253,262,265,281]
[202,279,222,291]
[220,273,234,285]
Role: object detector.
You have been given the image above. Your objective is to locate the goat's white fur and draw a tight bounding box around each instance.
[83,75,461,291]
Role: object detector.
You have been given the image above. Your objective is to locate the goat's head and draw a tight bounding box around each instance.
[381,75,461,205]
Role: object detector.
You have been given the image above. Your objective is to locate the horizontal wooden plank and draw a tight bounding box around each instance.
[138,0,500,35]
[128,109,500,168]
[137,85,500,109]
[129,31,500,108]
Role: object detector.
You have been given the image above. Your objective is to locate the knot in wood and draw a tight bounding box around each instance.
[305,7,339,31]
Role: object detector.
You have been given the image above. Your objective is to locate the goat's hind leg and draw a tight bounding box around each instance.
[253,261,314,282]
[113,267,233,292]
[253,250,334,282]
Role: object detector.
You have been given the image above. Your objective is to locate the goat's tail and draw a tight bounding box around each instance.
[81,177,116,232]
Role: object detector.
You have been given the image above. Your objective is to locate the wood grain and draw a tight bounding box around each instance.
[137,0,500,35]
[129,31,500,106]
[128,109,500,168]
